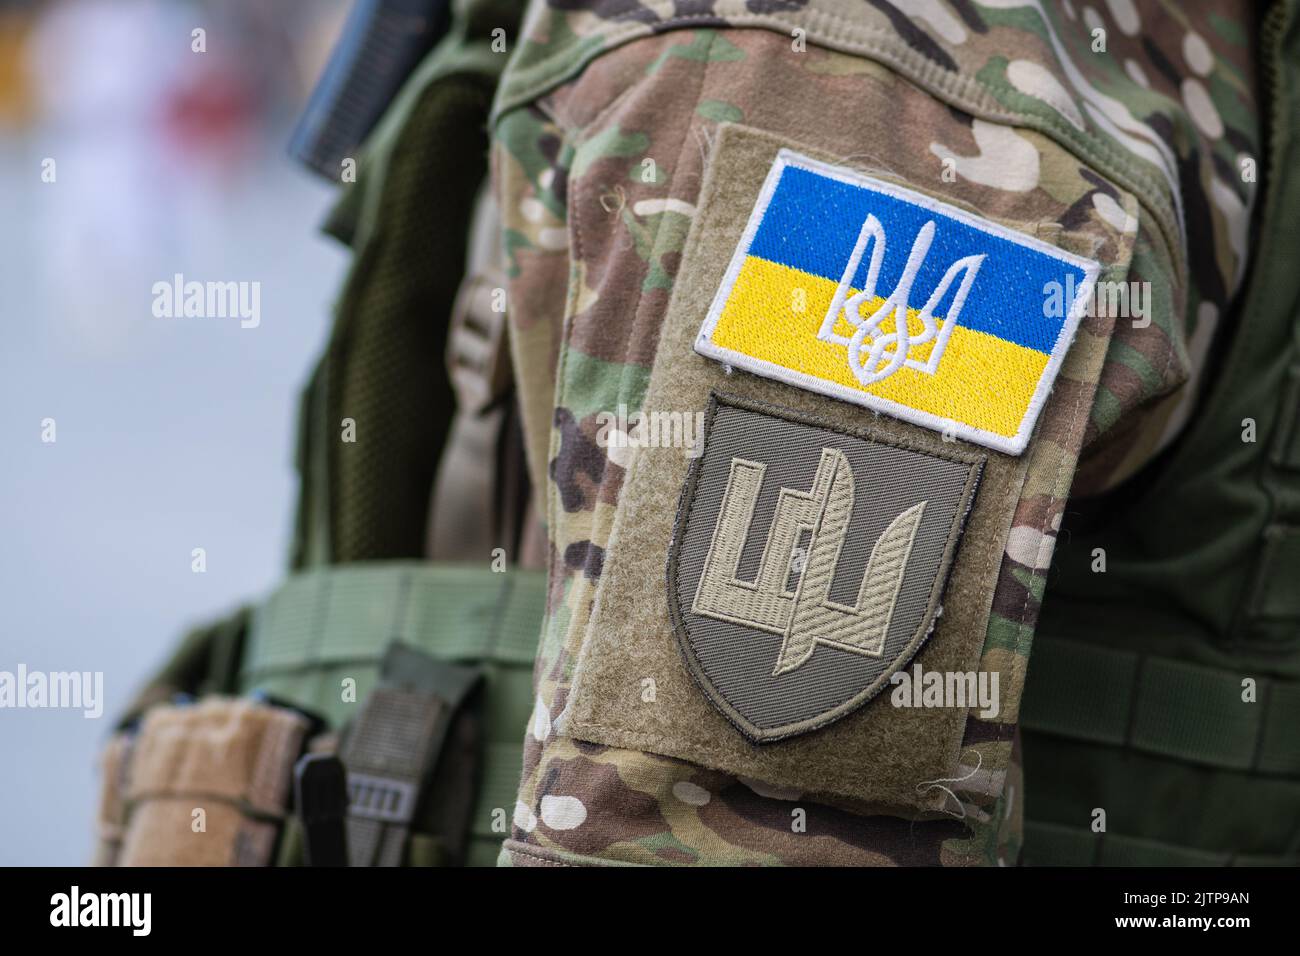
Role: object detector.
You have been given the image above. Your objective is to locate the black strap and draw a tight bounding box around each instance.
[295,754,350,867]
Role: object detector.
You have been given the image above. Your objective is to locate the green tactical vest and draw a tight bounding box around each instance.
[1020,1,1300,865]
[239,562,543,867]
[120,3,541,867]
[127,1,1296,867]
[256,3,539,866]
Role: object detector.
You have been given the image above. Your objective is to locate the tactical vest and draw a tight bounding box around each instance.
[1019,1,1300,865]
[96,8,542,866]
[98,1,1297,868]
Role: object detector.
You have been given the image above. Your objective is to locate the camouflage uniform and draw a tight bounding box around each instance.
[490,0,1270,866]
[101,0,1291,868]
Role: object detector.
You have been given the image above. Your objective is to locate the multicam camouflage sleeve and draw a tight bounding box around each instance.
[490,0,1280,866]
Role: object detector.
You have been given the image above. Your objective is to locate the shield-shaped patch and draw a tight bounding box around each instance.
[668,393,984,742]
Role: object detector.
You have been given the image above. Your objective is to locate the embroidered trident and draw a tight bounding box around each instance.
[692,448,927,677]
[818,215,985,386]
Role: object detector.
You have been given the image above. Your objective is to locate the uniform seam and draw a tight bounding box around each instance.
[490,13,1182,272]
[503,840,582,866]
[1011,385,1088,651]
[534,30,721,827]
[661,391,982,744]
[1008,340,1097,740]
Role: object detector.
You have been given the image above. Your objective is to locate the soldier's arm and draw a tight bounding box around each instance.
[492,0,1268,866]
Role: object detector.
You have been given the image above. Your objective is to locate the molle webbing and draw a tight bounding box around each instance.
[1024,822,1296,867]
[1021,637,1300,866]
[1245,349,1300,643]
[239,562,545,866]
[1021,638,1300,775]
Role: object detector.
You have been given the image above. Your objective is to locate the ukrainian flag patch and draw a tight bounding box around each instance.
[695,150,1101,455]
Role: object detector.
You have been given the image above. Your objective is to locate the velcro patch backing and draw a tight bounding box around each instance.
[695,150,1100,455]
[670,393,983,742]
[558,128,1043,810]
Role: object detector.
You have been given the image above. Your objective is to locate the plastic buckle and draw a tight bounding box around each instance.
[346,772,418,824]
[446,265,511,415]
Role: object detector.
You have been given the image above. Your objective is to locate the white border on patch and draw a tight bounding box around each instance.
[694,149,1102,457]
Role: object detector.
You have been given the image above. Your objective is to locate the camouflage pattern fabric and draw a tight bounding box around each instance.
[491,0,1259,865]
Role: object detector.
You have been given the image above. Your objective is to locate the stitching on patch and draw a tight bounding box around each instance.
[664,391,984,743]
[691,450,925,674]
[695,149,1101,455]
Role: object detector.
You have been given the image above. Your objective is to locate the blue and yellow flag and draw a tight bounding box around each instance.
[696,150,1099,454]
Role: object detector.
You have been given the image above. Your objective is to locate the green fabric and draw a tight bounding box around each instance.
[1024,0,1300,865]
[1024,822,1296,866]
[122,0,535,867]
[291,0,529,567]
[1249,526,1300,621]
[1033,0,1300,654]
[1021,733,1300,863]
[1270,365,1300,469]
[1022,639,1300,775]
[325,0,528,250]
[297,74,491,565]
[240,562,545,866]
[120,607,250,726]
[291,362,332,568]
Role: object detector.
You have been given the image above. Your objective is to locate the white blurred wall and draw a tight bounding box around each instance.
[0,0,349,864]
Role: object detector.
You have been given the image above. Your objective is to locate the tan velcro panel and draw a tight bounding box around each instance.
[116,698,309,866]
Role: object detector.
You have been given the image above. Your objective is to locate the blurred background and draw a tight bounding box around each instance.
[0,0,352,863]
